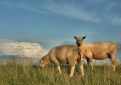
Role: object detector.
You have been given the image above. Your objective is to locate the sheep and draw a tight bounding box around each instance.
[39,45,84,78]
[74,36,118,71]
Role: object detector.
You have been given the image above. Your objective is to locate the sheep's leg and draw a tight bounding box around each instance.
[70,65,75,78]
[79,61,84,76]
[87,58,93,70]
[53,60,62,74]
[57,65,62,74]
[112,60,116,72]
[90,62,93,70]
[109,55,116,72]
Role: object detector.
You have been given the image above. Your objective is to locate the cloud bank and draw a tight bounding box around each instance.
[0,39,47,58]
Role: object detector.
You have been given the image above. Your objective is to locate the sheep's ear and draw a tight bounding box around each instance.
[82,36,86,40]
[74,36,77,40]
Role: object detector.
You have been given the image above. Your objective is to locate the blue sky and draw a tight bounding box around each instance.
[0,0,121,49]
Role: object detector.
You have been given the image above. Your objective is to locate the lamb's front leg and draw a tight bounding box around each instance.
[57,65,62,74]
[53,59,62,74]
[70,65,75,78]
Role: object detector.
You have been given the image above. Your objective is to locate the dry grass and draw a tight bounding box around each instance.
[0,61,121,85]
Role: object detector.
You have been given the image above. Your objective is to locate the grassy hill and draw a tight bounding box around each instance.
[0,61,121,85]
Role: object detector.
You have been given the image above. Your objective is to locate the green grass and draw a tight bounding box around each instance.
[0,61,121,85]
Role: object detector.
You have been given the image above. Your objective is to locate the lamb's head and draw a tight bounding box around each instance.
[74,36,86,47]
[39,55,50,68]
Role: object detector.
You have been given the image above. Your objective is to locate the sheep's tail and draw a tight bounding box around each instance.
[117,44,120,49]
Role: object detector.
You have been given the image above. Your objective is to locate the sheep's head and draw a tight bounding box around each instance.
[39,55,49,68]
[74,36,86,47]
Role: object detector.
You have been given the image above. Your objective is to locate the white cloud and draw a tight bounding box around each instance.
[0,39,47,58]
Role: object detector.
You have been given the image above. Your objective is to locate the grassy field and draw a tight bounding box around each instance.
[0,61,121,85]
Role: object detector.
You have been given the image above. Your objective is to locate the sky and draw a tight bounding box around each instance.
[0,0,121,49]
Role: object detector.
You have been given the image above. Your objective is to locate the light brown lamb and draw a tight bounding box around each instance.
[39,45,84,78]
[74,36,118,71]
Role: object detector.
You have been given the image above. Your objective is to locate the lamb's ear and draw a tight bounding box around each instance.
[82,36,86,40]
[74,36,77,40]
